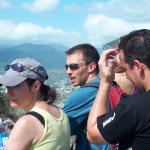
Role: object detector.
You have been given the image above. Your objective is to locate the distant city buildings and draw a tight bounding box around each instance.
[53,78,74,108]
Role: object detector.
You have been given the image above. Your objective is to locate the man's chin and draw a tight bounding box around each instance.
[71,81,78,87]
[72,84,78,87]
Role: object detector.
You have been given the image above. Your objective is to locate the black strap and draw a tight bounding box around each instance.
[26,111,45,127]
[83,82,99,88]
[84,81,116,88]
[82,82,100,131]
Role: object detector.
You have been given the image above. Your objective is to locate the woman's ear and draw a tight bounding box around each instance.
[32,80,41,92]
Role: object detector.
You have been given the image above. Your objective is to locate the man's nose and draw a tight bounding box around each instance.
[66,67,73,74]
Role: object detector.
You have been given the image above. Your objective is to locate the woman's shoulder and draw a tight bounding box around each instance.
[14,114,40,129]
[8,114,44,149]
[9,115,39,140]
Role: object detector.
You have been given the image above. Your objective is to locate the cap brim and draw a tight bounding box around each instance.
[0,74,27,87]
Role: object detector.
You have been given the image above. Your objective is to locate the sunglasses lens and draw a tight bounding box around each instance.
[65,64,79,70]
[12,64,24,72]
[65,64,69,70]
[4,65,10,71]
[70,64,79,70]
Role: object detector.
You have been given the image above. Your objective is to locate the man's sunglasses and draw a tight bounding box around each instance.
[4,63,48,80]
[65,63,86,70]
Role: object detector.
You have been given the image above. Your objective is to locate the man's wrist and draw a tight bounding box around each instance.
[100,78,112,87]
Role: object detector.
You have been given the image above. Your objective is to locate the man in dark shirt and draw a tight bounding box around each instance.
[87,29,150,150]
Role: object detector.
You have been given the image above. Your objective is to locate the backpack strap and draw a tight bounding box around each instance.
[82,82,100,130]
[83,82,99,88]
[26,111,45,127]
[84,82,111,112]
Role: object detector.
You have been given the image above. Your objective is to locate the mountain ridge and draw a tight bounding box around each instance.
[0,43,68,70]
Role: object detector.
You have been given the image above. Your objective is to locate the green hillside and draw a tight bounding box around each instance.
[0,43,68,70]
[103,39,119,50]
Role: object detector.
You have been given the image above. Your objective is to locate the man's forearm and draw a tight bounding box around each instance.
[87,79,111,143]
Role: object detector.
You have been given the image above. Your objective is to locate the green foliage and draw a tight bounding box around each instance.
[0,90,20,122]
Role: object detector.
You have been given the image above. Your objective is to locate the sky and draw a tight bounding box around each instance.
[0,0,150,48]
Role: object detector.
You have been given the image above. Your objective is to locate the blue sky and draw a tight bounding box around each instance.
[0,0,150,48]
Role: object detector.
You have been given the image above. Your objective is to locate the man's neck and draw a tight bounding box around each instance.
[86,74,97,84]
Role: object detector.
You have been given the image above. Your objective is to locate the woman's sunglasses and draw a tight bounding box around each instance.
[4,63,48,80]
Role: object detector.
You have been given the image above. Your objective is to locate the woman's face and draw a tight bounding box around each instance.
[6,81,35,110]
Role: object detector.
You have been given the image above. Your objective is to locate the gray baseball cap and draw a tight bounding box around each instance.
[0,57,48,86]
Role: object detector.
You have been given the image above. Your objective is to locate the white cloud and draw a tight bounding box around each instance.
[0,20,82,46]
[1,0,150,48]
[88,0,150,22]
[84,14,150,47]
[82,0,150,47]
[0,0,13,9]
[64,3,81,13]
[22,0,59,12]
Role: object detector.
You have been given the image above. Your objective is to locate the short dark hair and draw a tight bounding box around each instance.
[65,43,100,74]
[119,29,150,69]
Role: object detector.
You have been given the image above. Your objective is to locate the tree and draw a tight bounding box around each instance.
[0,90,22,122]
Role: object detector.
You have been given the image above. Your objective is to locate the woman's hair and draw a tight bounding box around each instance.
[26,78,57,104]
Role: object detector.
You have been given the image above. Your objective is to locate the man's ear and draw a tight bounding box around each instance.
[133,60,145,78]
[88,62,96,73]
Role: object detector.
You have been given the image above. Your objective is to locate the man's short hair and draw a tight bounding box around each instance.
[119,29,150,69]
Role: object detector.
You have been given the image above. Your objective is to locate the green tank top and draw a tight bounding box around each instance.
[28,107,70,150]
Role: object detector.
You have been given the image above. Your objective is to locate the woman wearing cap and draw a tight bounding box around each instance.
[0,58,70,150]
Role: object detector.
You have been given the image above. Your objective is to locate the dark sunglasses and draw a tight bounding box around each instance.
[65,63,86,70]
[4,63,48,80]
